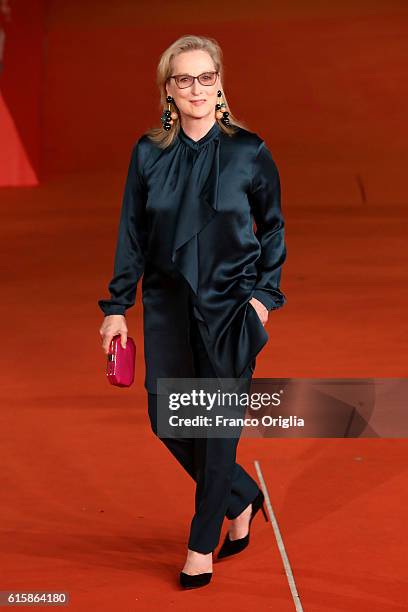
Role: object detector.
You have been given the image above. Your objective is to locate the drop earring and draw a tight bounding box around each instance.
[215,90,230,126]
[161,95,178,131]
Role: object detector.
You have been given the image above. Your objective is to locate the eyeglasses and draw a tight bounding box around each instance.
[168,71,219,89]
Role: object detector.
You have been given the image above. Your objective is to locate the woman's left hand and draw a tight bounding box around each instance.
[249,297,269,326]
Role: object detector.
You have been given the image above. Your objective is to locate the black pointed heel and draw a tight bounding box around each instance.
[179,571,213,589]
[260,497,268,522]
[217,489,268,560]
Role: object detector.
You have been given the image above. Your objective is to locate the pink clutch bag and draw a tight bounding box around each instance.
[106,335,136,387]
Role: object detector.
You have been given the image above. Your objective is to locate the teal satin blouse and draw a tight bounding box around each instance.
[98,121,287,392]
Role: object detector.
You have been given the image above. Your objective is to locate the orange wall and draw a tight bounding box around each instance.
[42,2,408,207]
[1,1,407,208]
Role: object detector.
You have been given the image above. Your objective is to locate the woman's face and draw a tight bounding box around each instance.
[166,49,221,123]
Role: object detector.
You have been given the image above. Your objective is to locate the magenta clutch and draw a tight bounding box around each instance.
[106,334,136,387]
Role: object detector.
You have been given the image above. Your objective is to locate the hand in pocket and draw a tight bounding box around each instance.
[249,297,268,326]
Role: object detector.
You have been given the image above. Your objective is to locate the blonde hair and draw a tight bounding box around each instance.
[145,35,248,149]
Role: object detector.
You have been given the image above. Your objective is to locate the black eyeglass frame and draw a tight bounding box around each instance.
[167,71,219,89]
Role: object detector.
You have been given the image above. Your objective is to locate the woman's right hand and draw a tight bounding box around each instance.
[99,314,128,354]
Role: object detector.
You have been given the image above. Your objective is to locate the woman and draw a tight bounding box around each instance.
[98,34,287,589]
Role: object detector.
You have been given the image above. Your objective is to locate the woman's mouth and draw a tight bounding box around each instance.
[190,100,206,105]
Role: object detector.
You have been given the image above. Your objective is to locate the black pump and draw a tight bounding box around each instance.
[179,570,213,589]
[217,489,268,560]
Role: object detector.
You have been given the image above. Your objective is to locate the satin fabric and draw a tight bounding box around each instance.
[98,121,287,393]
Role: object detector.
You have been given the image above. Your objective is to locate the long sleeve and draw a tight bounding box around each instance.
[98,141,148,316]
[248,141,287,311]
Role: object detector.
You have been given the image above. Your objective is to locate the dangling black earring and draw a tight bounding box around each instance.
[215,90,230,126]
[161,95,178,131]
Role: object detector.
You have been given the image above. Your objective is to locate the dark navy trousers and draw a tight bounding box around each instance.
[147,294,260,554]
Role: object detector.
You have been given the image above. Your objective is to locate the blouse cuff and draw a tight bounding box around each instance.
[252,288,287,311]
[98,301,127,316]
